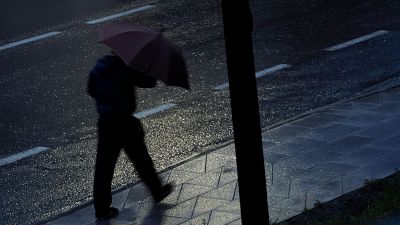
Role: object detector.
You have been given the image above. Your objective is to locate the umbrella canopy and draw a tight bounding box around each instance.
[98,24,190,89]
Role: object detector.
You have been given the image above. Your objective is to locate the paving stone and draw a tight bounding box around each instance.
[323,108,361,117]
[264,163,273,185]
[180,212,210,225]
[353,94,384,105]
[277,137,327,155]
[124,183,151,208]
[267,194,289,207]
[305,190,342,208]
[214,199,241,215]
[331,147,390,166]
[208,211,241,225]
[353,121,399,139]
[262,140,279,149]
[176,156,206,173]
[45,205,95,225]
[177,184,213,203]
[302,124,360,143]
[118,204,142,221]
[86,219,133,225]
[136,202,188,223]
[310,161,360,177]
[289,113,346,129]
[304,149,343,162]
[227,219,242,225]
[283,149,343,170]
[262,125,311,143]
[153,198,197,219]
[369,135,400,151]
[364,104,400,115]
[331,102,380,112]
[263,151,291,164]
[138,215,187,225]
[202,180,237,201]
[382,90,400,103]
[205,153,236,172]
[263,144,295,155]
[277,157,322,171]
[161,216,190,225]
[192,196,230,217]
[327,135,375,153]
[272,163,336,182]
[168,169,203,185]
[384,86,400,93]
[160,170,172,185]
[134,201,157,221]
[234,185,240,200]
[382,117,400,127]
[219,166,238,187]
[268,177,291,198]
[156,184,182,204]
[272,193,307,212]
[136,216,164,225]
[315,178,343,195]
[342,175,366,193]
[214,144,235,155]
[268,207,302,224]
[334,113,387,127]
[289,177,329,197]
[112,188,130,209]
[349,152,400,179]
[271,163,309,181]
[186,170,221,188]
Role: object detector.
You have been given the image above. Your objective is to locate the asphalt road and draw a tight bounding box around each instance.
[1,0,400,224]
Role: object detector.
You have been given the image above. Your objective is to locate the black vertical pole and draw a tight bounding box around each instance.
[221,0,270,224]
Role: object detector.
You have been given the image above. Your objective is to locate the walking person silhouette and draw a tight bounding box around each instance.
[88,52,172,220]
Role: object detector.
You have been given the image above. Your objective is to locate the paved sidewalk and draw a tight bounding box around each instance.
[45,86,400,225]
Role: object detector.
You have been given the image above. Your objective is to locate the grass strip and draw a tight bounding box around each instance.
[279,171,400,225]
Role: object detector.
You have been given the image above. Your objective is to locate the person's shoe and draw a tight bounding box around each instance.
[95,207,119,220]
[153,184,173,203]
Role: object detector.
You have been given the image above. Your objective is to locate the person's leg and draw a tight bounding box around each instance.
[122,116,171,201]
[93,116,121,217]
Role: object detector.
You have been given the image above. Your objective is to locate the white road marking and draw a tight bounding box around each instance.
[0,147,49,167]
[86,5,155,24]
[324,30,389,51]
[255,64,291,78]
[0,32,61,51]
[213,64,291,91]
[213,83,230,91]
[133,103,176,119]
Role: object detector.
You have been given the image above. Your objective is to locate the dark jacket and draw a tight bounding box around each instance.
[88,55,156,115]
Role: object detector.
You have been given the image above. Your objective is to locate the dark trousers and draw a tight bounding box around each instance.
[93,114,162,214]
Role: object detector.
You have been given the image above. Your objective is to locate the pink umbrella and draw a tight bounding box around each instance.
[98,24,190,89]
